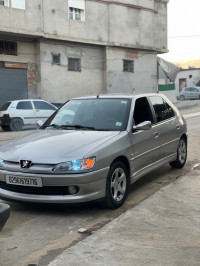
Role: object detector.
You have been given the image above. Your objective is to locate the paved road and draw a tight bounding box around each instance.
[0,115,199,266]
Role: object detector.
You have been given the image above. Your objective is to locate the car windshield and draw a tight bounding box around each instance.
[45,98,131,131]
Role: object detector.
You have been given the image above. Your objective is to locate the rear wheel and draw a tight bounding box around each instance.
[10,118,23,131]
[104,161,129,209]
[1,125,11,131]
[170,137,187,169]
[180,95,185,101]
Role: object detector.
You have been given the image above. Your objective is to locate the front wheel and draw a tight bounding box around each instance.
[170,138,187,169]
[180,95,185,101]
[10,118,23,131]
[104,161,129,209]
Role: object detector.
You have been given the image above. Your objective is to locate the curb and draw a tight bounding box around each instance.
[183,112,200,119]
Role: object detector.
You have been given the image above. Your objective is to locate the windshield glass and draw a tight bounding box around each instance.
[46,98,131,131]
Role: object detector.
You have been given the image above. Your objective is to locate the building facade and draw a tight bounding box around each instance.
[0,0,168,105]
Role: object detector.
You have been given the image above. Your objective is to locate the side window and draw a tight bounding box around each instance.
[33,101,56,110]
[149,96,175,123]
[133,97,153,126]
[166,102,175,118]
[16,101,33,110]
[192,88,198,92]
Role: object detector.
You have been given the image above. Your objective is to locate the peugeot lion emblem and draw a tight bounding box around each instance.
[20,160,32,168]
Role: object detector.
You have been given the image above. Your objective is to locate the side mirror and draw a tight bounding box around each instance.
[36,120,44,129]
[133,121,152,132]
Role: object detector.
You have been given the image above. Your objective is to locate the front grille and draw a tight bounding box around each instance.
[0,181,70,196]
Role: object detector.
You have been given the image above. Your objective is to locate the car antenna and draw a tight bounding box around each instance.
[132,88,135,93]
[97,88,103,98]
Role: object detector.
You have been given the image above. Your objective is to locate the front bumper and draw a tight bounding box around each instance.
[0,167,109,204]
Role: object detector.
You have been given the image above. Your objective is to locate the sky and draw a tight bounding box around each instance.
[160,0,200,63]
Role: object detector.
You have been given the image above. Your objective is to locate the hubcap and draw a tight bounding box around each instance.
[110,168,127,202]
[178,139,186,164]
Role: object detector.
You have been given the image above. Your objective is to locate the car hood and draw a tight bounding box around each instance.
[0,129,121,164]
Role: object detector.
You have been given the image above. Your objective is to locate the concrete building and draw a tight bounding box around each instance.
[175,68,200,96]
[0,0,168,105]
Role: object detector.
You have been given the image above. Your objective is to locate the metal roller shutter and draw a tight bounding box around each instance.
[0,68,28,107]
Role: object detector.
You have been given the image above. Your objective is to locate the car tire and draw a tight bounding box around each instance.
[104,161,129,209]
[180,95,185,101]
[1,125,11,131]
[10,118,23,131]
[169,137,187,169]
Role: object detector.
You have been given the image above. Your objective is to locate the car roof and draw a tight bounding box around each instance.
[72,93,162,100]
[8,99,50,102]
[183,86,200,89]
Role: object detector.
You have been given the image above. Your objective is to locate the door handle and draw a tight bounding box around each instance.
[154,132,159,138]
[176,124,180,129]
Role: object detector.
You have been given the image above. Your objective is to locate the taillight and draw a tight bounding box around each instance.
[3,114,9,118]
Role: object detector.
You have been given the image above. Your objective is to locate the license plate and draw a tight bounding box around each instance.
[6,175,43,187]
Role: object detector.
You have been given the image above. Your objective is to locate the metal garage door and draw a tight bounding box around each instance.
[0,68,28,107]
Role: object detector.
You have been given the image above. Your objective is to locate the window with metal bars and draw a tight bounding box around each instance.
[123,60,134,73]
[0,40,17,55]
[68,58,81,72]
[52,53,61,65]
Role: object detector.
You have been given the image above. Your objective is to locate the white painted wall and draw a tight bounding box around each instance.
[175,69,200,96]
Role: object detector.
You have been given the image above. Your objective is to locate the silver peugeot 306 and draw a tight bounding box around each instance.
[0,94,187,208]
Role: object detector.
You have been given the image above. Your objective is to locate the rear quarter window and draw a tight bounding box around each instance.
[0,102,11,111]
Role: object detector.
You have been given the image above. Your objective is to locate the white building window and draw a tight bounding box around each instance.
[0,0,25,8]
[11,0,25,10]
[0,0,9,7]
[68,0,85,21]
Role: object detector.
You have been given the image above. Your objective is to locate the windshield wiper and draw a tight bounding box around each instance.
[44,124,96,130]
[61,125,96,130]
[44,124,64,129]
[45,124,111,131]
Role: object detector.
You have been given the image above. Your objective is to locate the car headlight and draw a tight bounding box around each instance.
[53,157,96,172]
[0,158,4,167]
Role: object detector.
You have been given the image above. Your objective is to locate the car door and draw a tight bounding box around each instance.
[32,100,57,122]
[129,97,160,177]
[13,101,36,125]
[191,87,199,99]
[183,87,191,99]
[148,95,180,160]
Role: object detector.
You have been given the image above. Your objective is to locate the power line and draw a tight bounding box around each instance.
[169,35,200,39]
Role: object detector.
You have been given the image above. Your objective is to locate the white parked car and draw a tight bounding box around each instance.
[0,99,57,131]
